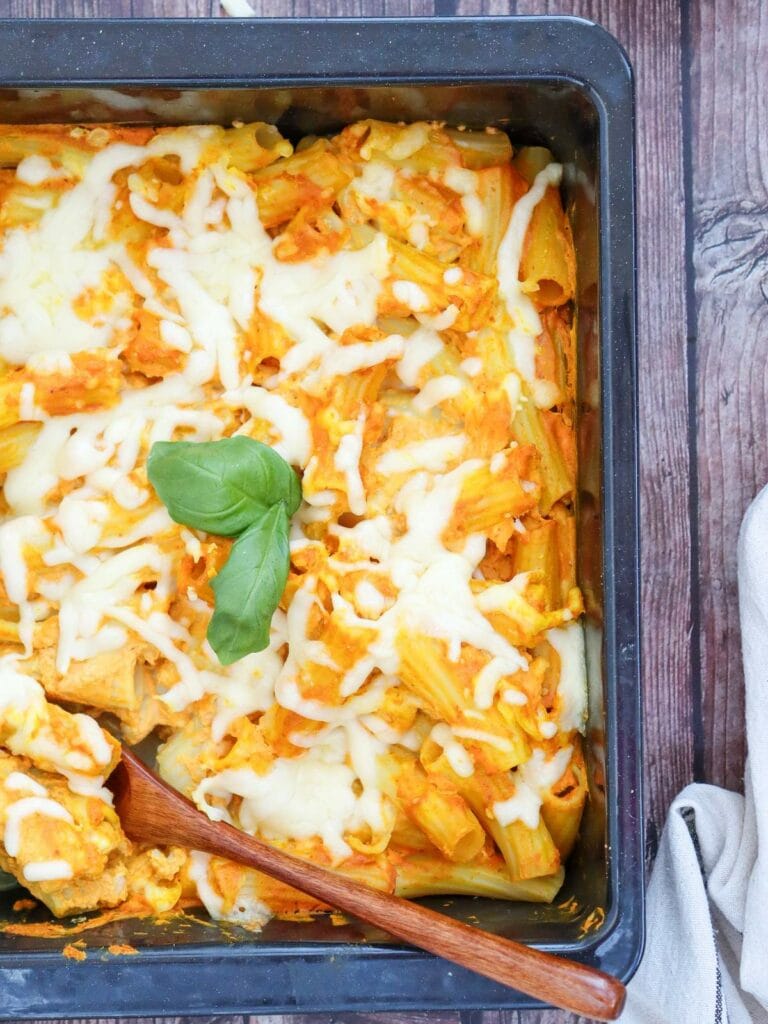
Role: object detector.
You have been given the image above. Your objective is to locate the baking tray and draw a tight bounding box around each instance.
[0,15,641,1017]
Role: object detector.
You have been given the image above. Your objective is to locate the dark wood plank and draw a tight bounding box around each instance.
[4,0,443,15]
[689,0,768,791]
[4,0,215,14]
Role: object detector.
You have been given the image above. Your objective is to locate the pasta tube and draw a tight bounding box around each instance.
[515,147,576,307]
[395,853,564,902]
[0,750,128,917]
[0,656,120,780]
[386,755,485,863]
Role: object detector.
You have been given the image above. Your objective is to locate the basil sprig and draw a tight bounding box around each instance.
[147,436,300,536]
[147,437,301,666]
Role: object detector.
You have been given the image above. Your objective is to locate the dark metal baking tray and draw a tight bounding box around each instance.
[0,15,641,1017]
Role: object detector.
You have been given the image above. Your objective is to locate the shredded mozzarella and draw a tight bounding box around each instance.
[546,622,588,733]
[23,859,74,882]
[4,772,47,797]
[493,746,573,828]
[4,797,74,858]
[429,724,474,777]
[412,375,463,413]
[193,738,383,864]
[376,435,467,475]
[473,656,526,710]
[0,123,584,906]
[225,385,312,467]
[497,163,562,404]
[395,326,443,386]
[334,416,367,516]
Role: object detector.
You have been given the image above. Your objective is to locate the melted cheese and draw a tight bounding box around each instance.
[0,123,583,905]
[429,723,474,777]
[352,159,396,203]
[209,644,284,742]
[497,163,562,404]
[395,555,527,666]
[5,375,222,516]
[0,516,48,652]
[225,385,312,467]
[4,772,47,797]
[546,622,588,733]
[193,738,383,864]
[23,858,74,882]
[160,319,193,353]
[334,416,367,516]
[187,851,224,917]
[325,462,528,697]
[452,727,512,753]
[16,155,58,186]
[75,713,113,766]
[444,166,483,235]
[502,372,522,416]
[412,375,463,413]
[392,280,429,312]
[0,656,48,716]
[396,326,443,386]
[0,144,143,365]
[493,746,573,828]
[354,580,387,618]
[259,230,391,378]
[473,656,526,710]
[56,543,170,672]
[310,334,404,385]
[0,133,211,368]
[459,356,482,377]
[0,655,113,778]
[3,796,74,857]
[376,435,466,475]
[188,849,271,927]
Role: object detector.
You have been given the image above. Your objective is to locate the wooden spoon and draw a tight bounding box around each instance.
[108,747,625,1020]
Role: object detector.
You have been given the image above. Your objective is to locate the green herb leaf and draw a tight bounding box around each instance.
[207,503,290,665]
[147,436,301,536]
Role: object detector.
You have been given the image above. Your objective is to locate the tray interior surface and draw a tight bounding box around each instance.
[0,78,610,959]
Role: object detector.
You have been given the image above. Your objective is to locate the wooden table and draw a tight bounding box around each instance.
[4,0,766,1021]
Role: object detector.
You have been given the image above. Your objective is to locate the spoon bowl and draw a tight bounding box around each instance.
[109,747,625,1021]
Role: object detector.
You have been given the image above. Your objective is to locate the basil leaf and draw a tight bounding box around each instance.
[147,436,301,536]
[207,502,290,665]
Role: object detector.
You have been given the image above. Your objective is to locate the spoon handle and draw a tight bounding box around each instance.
[116,752,625,1020]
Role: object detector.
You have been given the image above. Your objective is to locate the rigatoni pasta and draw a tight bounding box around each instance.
[0,118,588,927]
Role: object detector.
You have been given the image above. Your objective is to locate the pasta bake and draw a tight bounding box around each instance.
[0,119,586,927]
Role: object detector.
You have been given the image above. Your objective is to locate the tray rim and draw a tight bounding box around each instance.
[0,14,641,1017]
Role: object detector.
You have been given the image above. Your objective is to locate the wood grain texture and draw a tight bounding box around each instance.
[1,0,442,15]
[689,0,768,792]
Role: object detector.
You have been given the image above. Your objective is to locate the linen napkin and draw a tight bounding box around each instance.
[621,484,768,1024]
